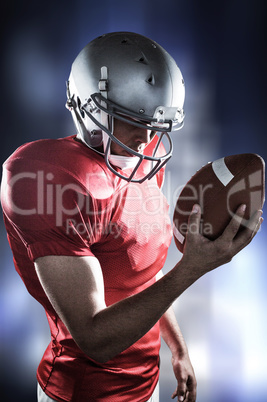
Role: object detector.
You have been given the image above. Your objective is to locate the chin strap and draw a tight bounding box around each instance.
[65,80,89,141]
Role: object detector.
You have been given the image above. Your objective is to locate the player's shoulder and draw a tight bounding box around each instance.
[3,135,117,199]
[4,136,74,164]
[4,135,89,164]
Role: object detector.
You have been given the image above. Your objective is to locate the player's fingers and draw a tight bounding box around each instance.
[186,204,201,240]
[221,204,247,242]
[186,375,197,402]
[234,210,263,250]
[171,375,197,401]
[244,210,263,234]
[254,216,264,236]
[177,383,187,401]
[171,381,187,401]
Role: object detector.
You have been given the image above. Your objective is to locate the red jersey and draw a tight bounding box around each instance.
[1,135,172,401]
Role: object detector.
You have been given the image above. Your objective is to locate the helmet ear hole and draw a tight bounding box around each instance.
[77,97,85,118]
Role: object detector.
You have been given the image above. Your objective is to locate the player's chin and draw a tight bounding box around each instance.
[123,150,137,157]
[112,150,135,157]
[125,147,144,156]
[131,145,145,154]
[111,145,144,156]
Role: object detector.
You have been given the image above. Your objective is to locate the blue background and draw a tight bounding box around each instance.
[1,1,267,401]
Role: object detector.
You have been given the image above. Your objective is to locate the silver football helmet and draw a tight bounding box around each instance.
[66,32,185,182]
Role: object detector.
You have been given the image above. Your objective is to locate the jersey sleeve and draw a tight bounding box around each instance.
[1,157,112,262]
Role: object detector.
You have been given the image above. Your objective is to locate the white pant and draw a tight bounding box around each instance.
[37,382,159,402]
[37,384,57,402]
[147,382,159,402]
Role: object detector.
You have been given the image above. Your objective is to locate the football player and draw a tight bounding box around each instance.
[1,32,262,402]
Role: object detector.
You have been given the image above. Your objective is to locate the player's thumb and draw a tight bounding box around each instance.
[186,204,201,239]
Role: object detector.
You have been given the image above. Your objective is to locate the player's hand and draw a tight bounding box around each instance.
[182,203,263,275]
[171,352,197,402]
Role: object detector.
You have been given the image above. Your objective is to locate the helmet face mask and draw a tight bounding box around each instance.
[104,131,173,183]
[66,32,185,182]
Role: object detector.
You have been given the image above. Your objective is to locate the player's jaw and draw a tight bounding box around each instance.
[111,119,155,156]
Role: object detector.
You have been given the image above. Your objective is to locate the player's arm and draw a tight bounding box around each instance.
[160,306,197,402]
[156,270,197,401]
[35,204,262,364]
[35,253,191,363]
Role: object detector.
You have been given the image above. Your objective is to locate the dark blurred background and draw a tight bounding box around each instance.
[1,1,267,401]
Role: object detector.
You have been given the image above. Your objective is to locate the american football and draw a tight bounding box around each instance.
[173,153,265,253]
